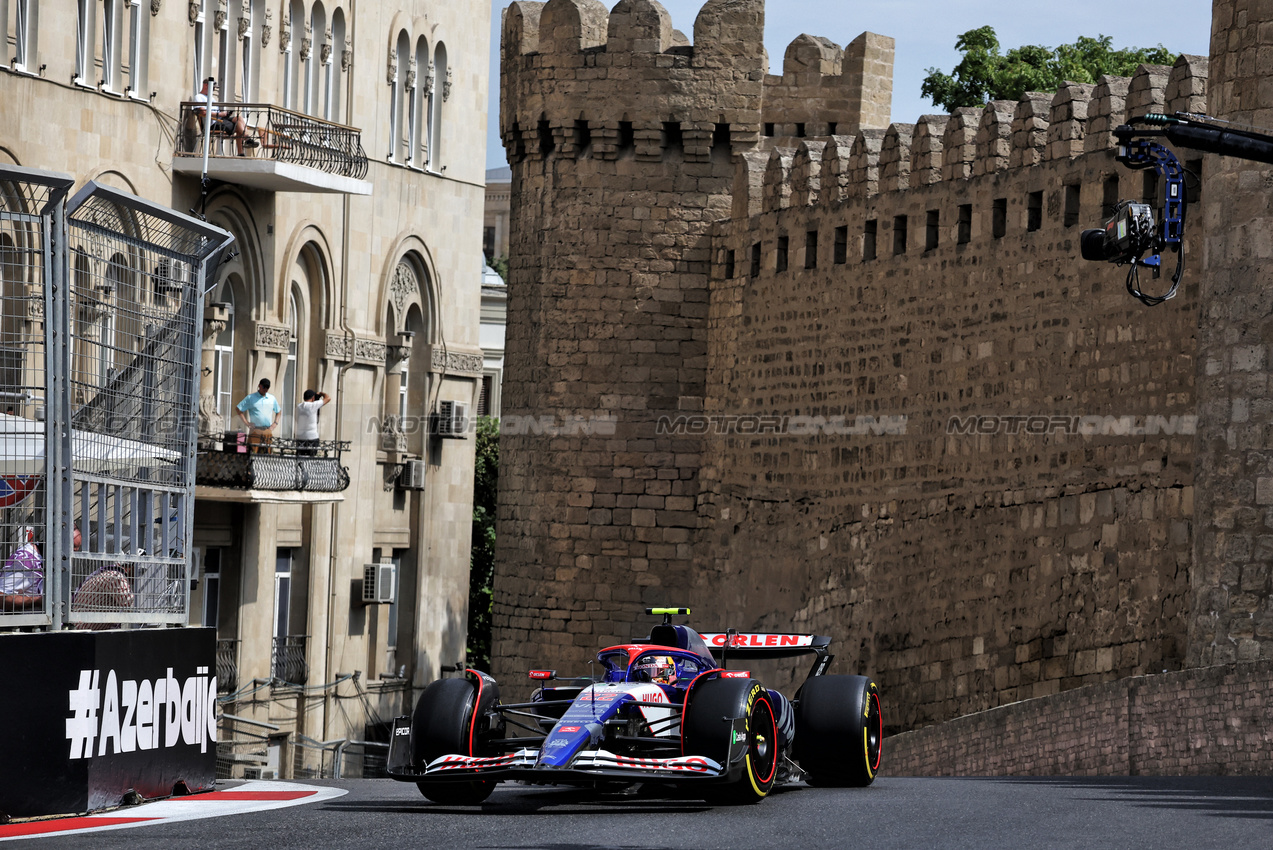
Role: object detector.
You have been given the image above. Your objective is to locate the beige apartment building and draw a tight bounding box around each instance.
[0,0,491,776]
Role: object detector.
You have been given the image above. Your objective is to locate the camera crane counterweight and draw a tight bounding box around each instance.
[1081,113,1273,306]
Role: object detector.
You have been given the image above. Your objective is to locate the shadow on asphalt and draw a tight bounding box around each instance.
[322,783,722,817]
[962,775,1273,821]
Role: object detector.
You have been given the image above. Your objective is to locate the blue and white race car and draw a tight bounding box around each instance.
[386,608,882,805]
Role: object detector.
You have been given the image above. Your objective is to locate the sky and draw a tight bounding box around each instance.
[485,0,1213,169]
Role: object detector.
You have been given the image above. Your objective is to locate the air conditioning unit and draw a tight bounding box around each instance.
[432,400,469,439]
[242,767,278,780]
[363,561,396,604]
[397,459,426,490]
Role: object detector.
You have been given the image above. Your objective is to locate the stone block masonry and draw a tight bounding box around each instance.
[495,0,1273,742]
[887,661,1273,776]
[705,58,1203,730]
[494,0,893,691]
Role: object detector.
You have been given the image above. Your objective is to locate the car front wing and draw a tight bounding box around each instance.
[390,747,726,784]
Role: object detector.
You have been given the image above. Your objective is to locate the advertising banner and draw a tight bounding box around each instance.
[0,628,216,819]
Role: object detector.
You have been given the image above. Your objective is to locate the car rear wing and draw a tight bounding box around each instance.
[700,632,834,678]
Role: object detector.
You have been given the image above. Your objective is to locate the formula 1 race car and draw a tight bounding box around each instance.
[385,608,882,805]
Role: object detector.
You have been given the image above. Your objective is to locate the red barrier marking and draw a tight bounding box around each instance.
[0,817,156,838]
[178,791,316,802]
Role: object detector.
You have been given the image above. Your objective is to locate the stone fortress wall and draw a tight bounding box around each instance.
[494,0,1267,734]
[705,57,1205,730]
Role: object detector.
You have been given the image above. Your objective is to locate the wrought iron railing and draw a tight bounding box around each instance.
[196,436,351,492]
[271,634,309,686]
[216,638,239,693]
[176,102,369,181]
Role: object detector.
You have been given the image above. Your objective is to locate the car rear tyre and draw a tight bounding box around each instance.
[683,677,779,804]
[794,674,882,787]
[412,677,498,805]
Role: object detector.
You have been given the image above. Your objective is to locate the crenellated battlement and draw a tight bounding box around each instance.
[738,56,1209,219]
[500,0,893,165]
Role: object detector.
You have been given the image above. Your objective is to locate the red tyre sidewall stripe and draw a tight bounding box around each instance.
[753,693,778,786]
[465,669,484,757]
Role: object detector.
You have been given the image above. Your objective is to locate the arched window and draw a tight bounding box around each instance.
[429,42,447,171]
[305,2,326,116]
[240,0,264,103]
[4,0,39,73]
[328,9,346,122]
[74,0,96,86]
[101,0,121,92]
[0,234,23,407]
[383,256,432,454]
[212,279,237,425]
[408,36,428,169]
[389,30,409,163]
[191,0,211,96]
[107,251,138,368]
[284,0,304,110]
[280,290,299,436]
[124,0,150,98]
[215,0,237,102]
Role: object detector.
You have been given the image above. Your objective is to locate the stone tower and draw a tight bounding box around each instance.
[1189,0,1273,667]
[493,0,893,682]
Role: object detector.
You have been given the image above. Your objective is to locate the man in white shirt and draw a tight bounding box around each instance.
[295,389,330,455]
[194,78,254,157]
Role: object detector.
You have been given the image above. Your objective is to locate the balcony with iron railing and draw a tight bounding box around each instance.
[196,435,351,504]
[272,635,309,686]
[173,103,371,195]
[216,638,240,694]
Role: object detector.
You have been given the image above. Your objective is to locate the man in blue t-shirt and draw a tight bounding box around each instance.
[236,378,281,454]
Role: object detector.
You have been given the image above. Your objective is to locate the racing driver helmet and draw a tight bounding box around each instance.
[634,654,678,685]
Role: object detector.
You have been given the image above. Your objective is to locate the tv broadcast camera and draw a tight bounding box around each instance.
[1081,113,1273,306]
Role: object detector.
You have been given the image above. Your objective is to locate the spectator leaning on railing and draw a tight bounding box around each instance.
[237,378,281,454]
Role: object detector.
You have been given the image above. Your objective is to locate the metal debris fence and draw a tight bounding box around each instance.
[0,166,233,629]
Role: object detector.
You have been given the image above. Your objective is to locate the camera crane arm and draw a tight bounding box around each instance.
[1083,113,1273,306]
[1135,113,1273,165]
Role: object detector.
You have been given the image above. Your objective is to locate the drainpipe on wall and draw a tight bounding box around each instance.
[325,57,358,738]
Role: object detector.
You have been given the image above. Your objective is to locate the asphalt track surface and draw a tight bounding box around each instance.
[24,774,1273,849]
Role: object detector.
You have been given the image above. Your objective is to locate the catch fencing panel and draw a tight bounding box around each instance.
[62,182,232,628]
[0,166,73,627]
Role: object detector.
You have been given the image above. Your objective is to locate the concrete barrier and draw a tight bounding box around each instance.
[0,628,216,818]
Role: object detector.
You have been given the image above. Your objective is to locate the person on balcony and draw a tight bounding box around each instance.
[295,389,331,456]
[194,78,255,157]
[237,378,281,454]
[72,556,136,631]
[0,525,81,612]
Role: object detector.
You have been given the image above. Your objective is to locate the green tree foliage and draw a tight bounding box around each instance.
[921,26,1175,112]
[488,255,509,283]
[466,416,499,671]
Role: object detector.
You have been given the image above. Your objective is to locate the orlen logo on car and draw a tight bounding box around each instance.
[719,671,751,679]
[558,726,581,733]
[702,633,815,648]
